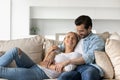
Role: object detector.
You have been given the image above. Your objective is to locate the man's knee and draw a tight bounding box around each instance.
[58,71,80,80]
[81,66,101,80]
[58,72,70,80]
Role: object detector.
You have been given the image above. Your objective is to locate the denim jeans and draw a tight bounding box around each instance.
[0,47,49,80]
[58,64,101,80]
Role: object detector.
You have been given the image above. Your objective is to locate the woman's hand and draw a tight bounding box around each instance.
[40,61,48,68]
[47,45,59,53]
[43,51,56,67]
[42,45,59,67]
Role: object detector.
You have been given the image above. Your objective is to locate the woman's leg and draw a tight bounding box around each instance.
[0,65,48,80]
[0,47,35,68]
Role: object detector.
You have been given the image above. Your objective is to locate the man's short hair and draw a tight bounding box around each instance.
[75,15,92,29]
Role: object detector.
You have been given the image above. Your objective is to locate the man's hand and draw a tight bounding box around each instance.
[54,60,70,73]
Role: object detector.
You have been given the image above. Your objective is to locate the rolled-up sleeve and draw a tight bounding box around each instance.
[82,36,105,64]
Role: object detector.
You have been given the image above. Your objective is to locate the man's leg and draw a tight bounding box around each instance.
[76,65,101,80]
[57,71,81,80]
[0,47,35,67]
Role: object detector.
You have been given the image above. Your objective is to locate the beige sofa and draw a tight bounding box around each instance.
[0,32,120,80]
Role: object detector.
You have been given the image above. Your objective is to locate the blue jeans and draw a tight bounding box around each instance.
[58,64,101,80]
[0,47,49,80]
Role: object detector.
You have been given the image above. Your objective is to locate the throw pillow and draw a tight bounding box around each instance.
[97,32,110,42]
[94,51,114,79]
[44,39,61,56]
[109,32,120,40]
[105,39,120,79]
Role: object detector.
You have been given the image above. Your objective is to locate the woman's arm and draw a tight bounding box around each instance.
[48,64,56,70]
[40,51,56,68]
[40,45,59,67]
[43,45,58,61]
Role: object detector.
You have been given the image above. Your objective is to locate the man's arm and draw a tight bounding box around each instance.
[48,60,70,72]
[68,35,105,65]
[82,35,105,64]
[69,57,85,65]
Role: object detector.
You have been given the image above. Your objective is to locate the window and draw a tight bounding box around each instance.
[56,33,66,41]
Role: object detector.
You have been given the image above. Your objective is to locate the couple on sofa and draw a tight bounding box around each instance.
[0,15,105,80]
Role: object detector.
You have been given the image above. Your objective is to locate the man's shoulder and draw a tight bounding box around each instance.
[87,33,105,44]
[84,33,105,44]
[89,33,102,40]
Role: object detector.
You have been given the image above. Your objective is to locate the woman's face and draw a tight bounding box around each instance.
[64,32,78,49]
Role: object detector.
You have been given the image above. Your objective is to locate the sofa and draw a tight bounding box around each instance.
[0,32,120,80]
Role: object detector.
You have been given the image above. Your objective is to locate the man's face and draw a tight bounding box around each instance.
[76,24,91,38]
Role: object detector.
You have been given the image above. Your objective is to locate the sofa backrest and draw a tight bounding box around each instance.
[0,32,111,71]
[0,35,45,67]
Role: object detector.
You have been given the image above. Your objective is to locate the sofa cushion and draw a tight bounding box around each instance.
[44,39,61,56]
[0,35,45,65]
[105,39,120,79]
[109,32,120,40]
[97,32,110,42]
[94,51,114,79]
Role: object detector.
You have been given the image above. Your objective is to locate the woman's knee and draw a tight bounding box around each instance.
[11,47,22,55]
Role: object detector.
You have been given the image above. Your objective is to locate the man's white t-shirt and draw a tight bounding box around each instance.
[74,39,84,54]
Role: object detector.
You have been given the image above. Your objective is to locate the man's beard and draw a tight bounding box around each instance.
[80,32,90,38]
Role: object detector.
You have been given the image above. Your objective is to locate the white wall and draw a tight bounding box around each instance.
[11,0,120,39]
[93,20,120,33]
[30,7,120,20]
[0,0,10,40]
[11,0,29,39]
[31,19,120,35]
[31,19,75,35]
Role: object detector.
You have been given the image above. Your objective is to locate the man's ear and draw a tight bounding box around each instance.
[88,26,92,31]
[89,26,92,29]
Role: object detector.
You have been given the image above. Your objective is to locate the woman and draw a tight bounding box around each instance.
[0,32,80,80]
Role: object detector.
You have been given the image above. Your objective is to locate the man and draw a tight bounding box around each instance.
[57,15,105,80]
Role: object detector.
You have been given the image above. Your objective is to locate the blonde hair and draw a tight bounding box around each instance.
[65,32,79,43]
[63,32,80,51]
